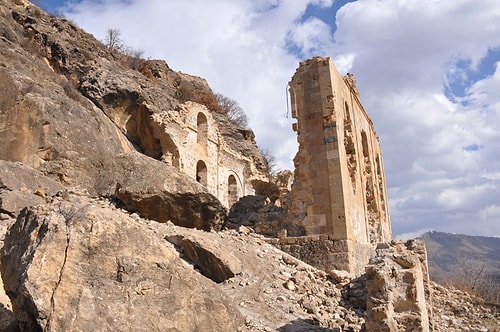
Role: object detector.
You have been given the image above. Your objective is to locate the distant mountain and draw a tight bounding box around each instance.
[420,231,500,302]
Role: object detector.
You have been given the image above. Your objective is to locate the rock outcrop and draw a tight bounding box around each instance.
[0,0,268,231]
[1,194,243,331]
[112,152,227,231]
[0,161,64,219]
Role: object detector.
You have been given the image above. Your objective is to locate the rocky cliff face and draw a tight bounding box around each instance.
[0,0,268,230]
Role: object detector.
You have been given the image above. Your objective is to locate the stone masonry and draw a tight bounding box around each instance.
[154,101,266,208]
[365,240,433,331]
[282,56,392,274]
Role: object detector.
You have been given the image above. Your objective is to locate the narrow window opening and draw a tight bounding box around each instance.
[196,160,207,186]
[228,175,238,207]
[197,112,208,154]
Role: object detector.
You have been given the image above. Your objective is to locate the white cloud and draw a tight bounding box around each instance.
[287,17,333,57]
[62,0,500,237]
[480,205,500,221]
[332,0,500,237]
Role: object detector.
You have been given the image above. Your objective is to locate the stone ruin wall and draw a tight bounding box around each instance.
[156,101,264,208]
[267,58,434,329]
[277,56,392,274]
[365,240,433,331]
[288,56,391,243]
[268,235,374,276]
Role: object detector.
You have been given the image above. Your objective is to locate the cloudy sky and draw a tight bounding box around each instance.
[39,0,500,239]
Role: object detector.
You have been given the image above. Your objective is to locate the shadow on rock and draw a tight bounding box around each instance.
[277,319,349,332]
[0,303,19,332]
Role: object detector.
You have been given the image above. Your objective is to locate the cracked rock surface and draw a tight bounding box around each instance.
[0,193,243,331]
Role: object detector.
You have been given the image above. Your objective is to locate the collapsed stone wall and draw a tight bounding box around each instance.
[365,240,433,331]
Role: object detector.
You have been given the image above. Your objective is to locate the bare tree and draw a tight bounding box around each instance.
[123,46,145,70]
[259,147,276,175]
[446,253,500,304]
[104,28,123,51]
[215,93,248,127]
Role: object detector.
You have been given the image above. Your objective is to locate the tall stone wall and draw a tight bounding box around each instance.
[288,56,391,243]
[282,56,392,274]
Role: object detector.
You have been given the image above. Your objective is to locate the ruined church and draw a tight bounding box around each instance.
[277,57,392,275]
[145,100,268,209]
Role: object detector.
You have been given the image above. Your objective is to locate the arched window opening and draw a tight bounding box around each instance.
[196,160,207,186]
[361,131,369,158]
[197,112,208,153]
[161,134,180,169]
[228,175,238,207]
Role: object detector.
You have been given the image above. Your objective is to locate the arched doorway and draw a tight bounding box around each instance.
[228,174,238,207]
[196,160,207,186]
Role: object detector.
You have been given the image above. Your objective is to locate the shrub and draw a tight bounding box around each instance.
[214,93,248,127]
[103,28,123,52]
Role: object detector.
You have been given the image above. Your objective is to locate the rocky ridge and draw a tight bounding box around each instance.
[0,0,266,229]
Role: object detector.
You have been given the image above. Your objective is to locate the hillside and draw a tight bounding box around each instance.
[421,231,500,303]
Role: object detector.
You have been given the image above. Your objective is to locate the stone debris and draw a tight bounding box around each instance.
[430,283,499,332]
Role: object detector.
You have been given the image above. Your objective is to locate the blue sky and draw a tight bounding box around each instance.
[36,0,500,239]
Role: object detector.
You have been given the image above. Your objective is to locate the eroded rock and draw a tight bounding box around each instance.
[166,233,242,283]
[0,161,64,217]
[1,195,243,331]
[113,152,227,231]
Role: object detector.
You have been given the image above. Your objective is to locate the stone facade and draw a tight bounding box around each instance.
[282,56,392,274]
[155,101,264,208]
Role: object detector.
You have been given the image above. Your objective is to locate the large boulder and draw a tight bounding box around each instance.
[1,194,244,331]
[112,152,227,231]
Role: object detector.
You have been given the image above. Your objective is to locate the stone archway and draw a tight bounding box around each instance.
[197,112,208,154]
[228,174,238,207]
[196,160,207,186]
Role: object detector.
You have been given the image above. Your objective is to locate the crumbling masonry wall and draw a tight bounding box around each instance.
[365,240,433,331]
[283,57,392,274]
[268,235,374,276]
[158,102,264,208]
